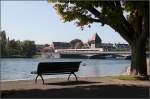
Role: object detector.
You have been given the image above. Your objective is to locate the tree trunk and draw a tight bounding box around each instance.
[130,40,147,76]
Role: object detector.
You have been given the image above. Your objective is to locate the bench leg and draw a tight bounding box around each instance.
[68,72,78,81]
[39,75,44,84]
[68,73,72,80]
[35,75,39,83]
[73,72,78,81]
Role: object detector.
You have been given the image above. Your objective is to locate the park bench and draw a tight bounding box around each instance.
[31,61,81,84]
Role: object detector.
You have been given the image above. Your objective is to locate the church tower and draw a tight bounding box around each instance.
[88,33,102,48]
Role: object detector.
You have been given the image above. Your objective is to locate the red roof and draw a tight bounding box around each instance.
[90,33,102,43]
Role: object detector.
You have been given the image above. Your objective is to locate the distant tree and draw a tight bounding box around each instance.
[0,31,7,57]
[82,43,90,49]
[15,40,23,55]
[49,0,149,76]
[5,37,10,56]
[22,40,36,57]
[75,42,84,49]
[8,39,18,49]
[6,39,21,56]
[0,31,37,57]
[70,39,83,49]
[44,44,49,47]
[88,40,95,46]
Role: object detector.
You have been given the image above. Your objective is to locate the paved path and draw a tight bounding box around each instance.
[1,77,149,98]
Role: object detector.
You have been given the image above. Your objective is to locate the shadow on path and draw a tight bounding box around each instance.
[2,84,149,98]
[45,81,100,86]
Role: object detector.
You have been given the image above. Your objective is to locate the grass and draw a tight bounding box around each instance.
[116,75,149,81]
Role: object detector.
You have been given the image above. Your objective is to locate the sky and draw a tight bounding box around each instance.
[1,1,127,45]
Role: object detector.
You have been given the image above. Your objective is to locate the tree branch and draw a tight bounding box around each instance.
[105,1,135,44]
[85,3,134,44]
[84,5,106,25]
[77,14,101,23]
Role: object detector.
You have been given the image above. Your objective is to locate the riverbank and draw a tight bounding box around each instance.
[1,76,149,98]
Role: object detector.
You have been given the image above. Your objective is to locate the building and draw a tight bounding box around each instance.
[87,33,114,51]
[114,43,129,49]
[42,46,54,53]
[51,42,71,49]
[88,33,102,48]
[100,43,114,51]
[114,43,130,51]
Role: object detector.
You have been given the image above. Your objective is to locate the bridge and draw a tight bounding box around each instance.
[44,49,149,59]
[53,49,133,59]
[55,49,131,57]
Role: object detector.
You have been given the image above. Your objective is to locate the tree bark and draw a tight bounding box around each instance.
[130,39,147,76]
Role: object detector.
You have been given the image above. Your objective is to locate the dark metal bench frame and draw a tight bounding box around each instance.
[31,62,81,84]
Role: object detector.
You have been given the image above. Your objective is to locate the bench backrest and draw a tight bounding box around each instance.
[37,62,81,74]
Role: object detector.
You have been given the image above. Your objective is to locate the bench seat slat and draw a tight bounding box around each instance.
[40,72,72,75]
[37,62,81,74]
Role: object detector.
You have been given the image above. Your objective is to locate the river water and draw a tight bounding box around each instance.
[0,58,132,81]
